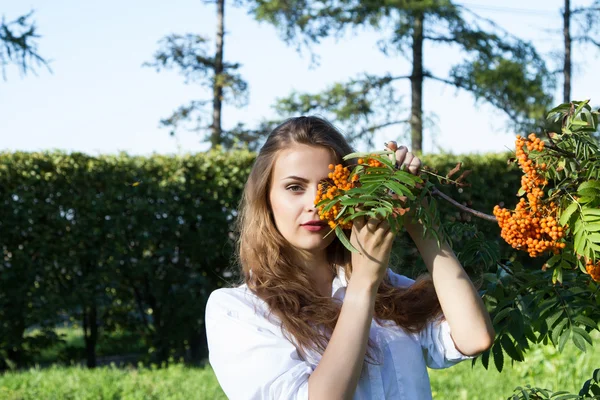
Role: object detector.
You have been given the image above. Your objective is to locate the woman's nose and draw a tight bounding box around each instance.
[306,187,318,211]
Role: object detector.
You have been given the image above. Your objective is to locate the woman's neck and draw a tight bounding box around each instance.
[296,251,335,297]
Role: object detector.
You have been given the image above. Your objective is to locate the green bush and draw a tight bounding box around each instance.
[0,149,254,368]
[0,148,593,374]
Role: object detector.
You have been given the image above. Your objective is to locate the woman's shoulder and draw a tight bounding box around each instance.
[206,284,280,327]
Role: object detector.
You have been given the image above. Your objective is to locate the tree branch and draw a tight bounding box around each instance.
[431,186,497,222]
[346,119,409,142]
[573,35,600,47]
[571,7,600,14]
[425,73,522,123]
[423,35,455,42]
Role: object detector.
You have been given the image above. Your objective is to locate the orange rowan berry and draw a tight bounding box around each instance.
[493,134,564,258]
[314,162,356,230]
[585,259,600,282]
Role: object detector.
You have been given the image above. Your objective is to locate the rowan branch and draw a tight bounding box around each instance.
[430,186,497,222]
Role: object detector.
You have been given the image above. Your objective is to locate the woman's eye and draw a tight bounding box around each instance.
[286,185,303,192]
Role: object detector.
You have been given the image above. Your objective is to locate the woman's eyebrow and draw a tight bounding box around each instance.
[281,175,309,182]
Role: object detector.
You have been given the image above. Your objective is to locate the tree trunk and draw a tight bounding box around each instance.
[83,304,98,368]
[211,0,225,148]
[410,12,424,153]
[4,311,26,370]
[563,0,571,103]
[188,328,207,364]
[146,289,169,365]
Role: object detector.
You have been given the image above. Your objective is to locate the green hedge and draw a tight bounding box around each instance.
[0,149,525,369]
[0,150,254,368]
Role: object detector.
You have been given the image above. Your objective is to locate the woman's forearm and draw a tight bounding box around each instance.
[308,279,377,400]
[405,221,495,356]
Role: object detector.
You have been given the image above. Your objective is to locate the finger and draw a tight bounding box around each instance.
[384,141,398,151]
[366,217,381,233]
[353,207,366,230]
[407,155,421,175]
[377,219,390,232]
[383,227,397,244]
[395,146,408,169]
[385,141,397,165]
[400,152,414,172]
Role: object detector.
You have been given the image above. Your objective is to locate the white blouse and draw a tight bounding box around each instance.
[205,267,473,400]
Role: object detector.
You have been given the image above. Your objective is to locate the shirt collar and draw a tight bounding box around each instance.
[331,265,348,298]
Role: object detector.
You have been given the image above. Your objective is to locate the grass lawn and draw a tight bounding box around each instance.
[27,326,147,365]
[1,335,598,399]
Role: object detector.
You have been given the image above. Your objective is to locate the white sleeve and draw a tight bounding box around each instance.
[386,269,474,369]
[386,268,415,288]
[205,288,313,400]
[418,318,475,369]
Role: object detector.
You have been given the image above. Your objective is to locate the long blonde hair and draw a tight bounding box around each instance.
[233,116,441,363]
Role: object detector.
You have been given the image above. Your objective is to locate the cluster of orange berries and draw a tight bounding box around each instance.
[517,134,548,203]
[357,157,384,168]
[314,156,385,230]
[494,203,566,257]
[493,134,565,257]
[314,163,356,229]
[585,259,600,282]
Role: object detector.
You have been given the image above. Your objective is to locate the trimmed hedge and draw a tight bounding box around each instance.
[0,149,523,369]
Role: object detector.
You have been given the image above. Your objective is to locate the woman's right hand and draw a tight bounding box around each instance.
[349,215,396,291]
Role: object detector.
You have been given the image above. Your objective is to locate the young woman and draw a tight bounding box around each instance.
[205,116,495,400]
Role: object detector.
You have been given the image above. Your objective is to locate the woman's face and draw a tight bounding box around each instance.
[269,143,338,254]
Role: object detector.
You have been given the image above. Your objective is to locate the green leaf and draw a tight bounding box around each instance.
[572,331,588,352]
[559,202,579,227]
[545,254,561,269]
[572,326,593,345]
[493,307,513,325]
[392,170,421,185]
[492,342,504,372]
[500,335,523,362]
[344,210,371,222]
[322,200,338,213]
[551,318,568,345]
[558,327,571,353]
[546,308,563,328]
[339,197,364,206]
[578,188,600,198]
[577,196,596,204]
[552,265,563,284]
[583,208,600,217]
[342,151,367,161]
[383,181,415,200]
[362,166,392,175]
[589,233,600,243]
[480,349,490,370]
[334,225,359,253]
[334,205,348,220]
[574,315,598,330]
[373,207,389,218]
[508,309,525,340]
[574,231,586,256]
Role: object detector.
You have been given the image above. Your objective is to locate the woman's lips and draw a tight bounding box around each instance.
[302,224,326,232]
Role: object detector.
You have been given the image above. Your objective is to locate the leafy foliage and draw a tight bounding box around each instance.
[0,149,254,369]
[143,33,250,144]
[508,368,600,399]
[250,0,553,148]
[0,10,50,81]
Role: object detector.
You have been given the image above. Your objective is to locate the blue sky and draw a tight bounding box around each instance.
[1,0,599,156]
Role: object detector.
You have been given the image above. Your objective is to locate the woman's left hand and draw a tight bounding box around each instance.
[384,141,421,175]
